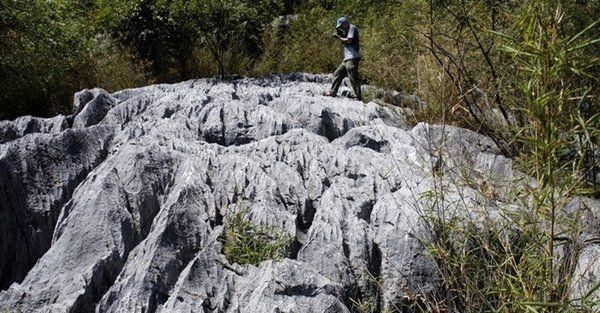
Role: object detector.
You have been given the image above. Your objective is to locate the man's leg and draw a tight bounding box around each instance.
[328,62,347,96]
[346,58,362,100]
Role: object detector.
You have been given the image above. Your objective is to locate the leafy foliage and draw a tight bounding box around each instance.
[503,2,599,194]
[256,6,339,75]
[113,0,283,79]
[0,0,92,118]
[193,0,282,78]
[0,0,146,119]
[115,0,197,80]
[0,0,282,119]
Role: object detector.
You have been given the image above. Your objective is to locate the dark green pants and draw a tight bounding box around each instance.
[330,58,362,99]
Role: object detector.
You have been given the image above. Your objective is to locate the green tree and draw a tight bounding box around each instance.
[190,0,282,78]
[114,0,282,80]
[114,0,197,80]
[0,0,93,119]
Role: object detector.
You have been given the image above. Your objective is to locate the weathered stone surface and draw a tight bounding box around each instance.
[159,229,349,313]
[73,89,117,128]
[0,126,113,291]
[0,73,596,312]
[0,115,69,144]
[568,197,600,310]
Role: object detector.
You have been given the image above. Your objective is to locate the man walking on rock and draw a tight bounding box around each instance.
[324,17,362,101]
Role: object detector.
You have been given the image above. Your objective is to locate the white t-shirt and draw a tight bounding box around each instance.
[343,25,360,61]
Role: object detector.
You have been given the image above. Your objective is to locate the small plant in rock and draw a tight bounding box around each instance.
[360,87,384,104]
[349,297,377,313]
[220,210,292,266]
[351,265,437,313]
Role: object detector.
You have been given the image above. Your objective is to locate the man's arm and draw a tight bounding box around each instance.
[336,36,353,44]
[333,26,354,44]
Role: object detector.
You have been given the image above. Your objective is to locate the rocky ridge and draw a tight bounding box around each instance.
[0,74,597,312]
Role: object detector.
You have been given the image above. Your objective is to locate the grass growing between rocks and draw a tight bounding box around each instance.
[421,197,597,312]
[350,269,433,313]
[220,210,292,266]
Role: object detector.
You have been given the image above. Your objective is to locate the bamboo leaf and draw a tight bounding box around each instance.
[567,38,600,52]
[566,20,599,46]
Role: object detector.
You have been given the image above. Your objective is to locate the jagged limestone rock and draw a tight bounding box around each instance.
[0,115,69,144]
[0,74,596,312]
[0,125,113,291]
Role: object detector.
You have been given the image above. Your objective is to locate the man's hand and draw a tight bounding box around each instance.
[332,32,351,44]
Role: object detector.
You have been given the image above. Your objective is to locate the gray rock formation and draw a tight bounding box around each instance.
[0,74,597,312]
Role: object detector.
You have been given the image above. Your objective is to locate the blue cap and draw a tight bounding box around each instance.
[336,17,347,28]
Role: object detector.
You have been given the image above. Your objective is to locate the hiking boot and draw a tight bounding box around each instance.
[323,91,336,97]
[347,93,362,101]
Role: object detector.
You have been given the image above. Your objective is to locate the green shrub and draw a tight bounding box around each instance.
[220,210,292,266]
[255,6,339,76]
[0,0,147,119]
[87,37,148,92]
[0,0,93,119]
